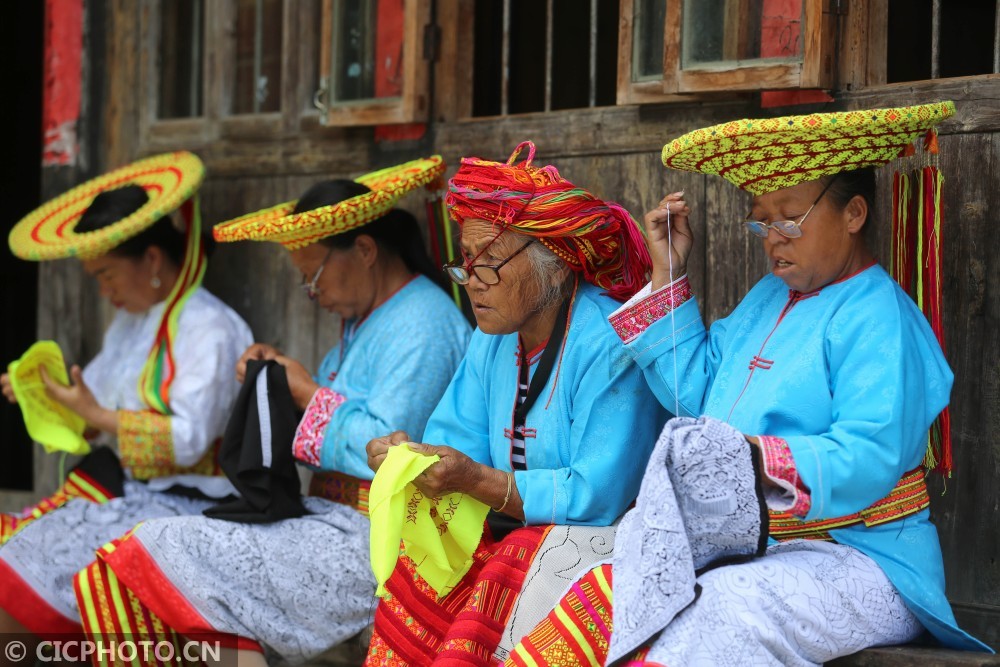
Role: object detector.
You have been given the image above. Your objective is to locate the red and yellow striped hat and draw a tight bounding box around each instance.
[661,101,955,195]
[9,152,204,260]
[212,156,445,249]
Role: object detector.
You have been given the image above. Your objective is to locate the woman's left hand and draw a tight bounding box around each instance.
[41,365,117,433]
[272,355,321,411]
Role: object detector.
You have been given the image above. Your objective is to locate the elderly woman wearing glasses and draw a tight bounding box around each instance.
[69,162,472,666]
[363,142,666,666]
[507,103,990,667]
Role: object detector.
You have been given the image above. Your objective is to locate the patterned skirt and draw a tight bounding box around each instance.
[507,540,922,667]
[76,493,377,666]
[366,523,618,666]
[0,480,214,636]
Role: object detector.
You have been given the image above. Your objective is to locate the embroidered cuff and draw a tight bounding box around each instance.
[117,411,222,480]
[609,277,693,344]
[757,435,811,517]
[293,388,347,467]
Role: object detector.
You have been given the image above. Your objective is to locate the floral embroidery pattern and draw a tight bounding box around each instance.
[293,388,347,467]
[118,410,221,480]
[758,434,811,517]
[610,278,693,343]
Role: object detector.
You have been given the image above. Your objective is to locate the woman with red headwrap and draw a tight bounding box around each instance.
[364,142,666,666]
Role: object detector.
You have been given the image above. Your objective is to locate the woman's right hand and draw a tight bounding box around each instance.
[236,343,281,383]
[366,430,411,473]
[645,191,694,290]
[1,372,16,404]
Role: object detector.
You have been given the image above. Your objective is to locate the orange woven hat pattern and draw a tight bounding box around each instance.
[212,156,445,249]
[9,152,204,261]
[661,101,955,195]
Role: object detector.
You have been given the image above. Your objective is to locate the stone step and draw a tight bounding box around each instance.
[828,646,1000,666]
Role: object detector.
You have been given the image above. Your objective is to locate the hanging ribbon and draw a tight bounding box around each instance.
[137,196,207,414]
[424,180,461,308]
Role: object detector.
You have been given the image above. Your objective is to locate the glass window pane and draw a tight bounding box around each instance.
[330,0,404,103]
[158,0,204,118]
[681,0,803,69]
[632,0,666,81]
[232,0,284,114]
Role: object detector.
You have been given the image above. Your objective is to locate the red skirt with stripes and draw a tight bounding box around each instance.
[367,525,550,666]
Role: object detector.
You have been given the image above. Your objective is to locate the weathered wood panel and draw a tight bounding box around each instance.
[925,132,1000,645]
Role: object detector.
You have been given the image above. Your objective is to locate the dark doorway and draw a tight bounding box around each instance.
[0,3,43,490]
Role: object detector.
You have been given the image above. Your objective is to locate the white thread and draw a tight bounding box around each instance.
[666,203,680,417]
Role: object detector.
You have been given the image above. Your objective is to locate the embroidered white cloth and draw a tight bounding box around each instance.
[608,416,765,663]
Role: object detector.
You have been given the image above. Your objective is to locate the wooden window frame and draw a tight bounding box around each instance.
[138,0,215,150]
[662,0,835,94]
[315,0,431,127]
[617,0,682,104]
[137,0,320,154]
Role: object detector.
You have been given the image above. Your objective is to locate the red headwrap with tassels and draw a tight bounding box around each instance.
[446,141,651,302]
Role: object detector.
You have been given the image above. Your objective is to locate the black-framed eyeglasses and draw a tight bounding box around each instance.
[443,240,535,286]
[743,175,839,239]
[300,248,334,300]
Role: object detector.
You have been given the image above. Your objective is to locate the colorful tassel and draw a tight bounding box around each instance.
[917,161,952,476]
[890,171,915,294]
[890,128,952,477]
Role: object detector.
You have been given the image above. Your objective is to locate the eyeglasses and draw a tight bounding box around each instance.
[743,176,839,239]
[444,240,535,286]
[300,248,334,300]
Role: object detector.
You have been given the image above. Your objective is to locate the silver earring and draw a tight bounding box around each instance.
[151,275,161,289]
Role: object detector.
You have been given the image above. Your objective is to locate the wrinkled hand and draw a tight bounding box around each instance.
[1,372,15,404]
[40,365,115,432]
[404,442,483,498]
[272,354,320,411]
[644,191,694,290]
[366,430,411,473]
[236,343,281,383]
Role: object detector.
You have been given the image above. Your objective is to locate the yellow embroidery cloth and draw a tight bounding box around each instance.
[369,444,491,600]
[8,341,89,455]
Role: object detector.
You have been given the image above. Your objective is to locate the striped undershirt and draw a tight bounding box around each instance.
[511,340,546,470]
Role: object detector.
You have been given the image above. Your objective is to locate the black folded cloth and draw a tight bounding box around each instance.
[70,445,126,498]
[204,359,308,523]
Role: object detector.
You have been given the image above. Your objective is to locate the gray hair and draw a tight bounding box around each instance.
[525,241,571,310]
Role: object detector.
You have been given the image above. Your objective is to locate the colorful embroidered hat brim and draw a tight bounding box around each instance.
[660,101,955,195]
[212,155,446,249]
[9,152,205,261]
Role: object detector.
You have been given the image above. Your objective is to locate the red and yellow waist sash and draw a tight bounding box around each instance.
[310,470,371,517]
[769,468,930,542]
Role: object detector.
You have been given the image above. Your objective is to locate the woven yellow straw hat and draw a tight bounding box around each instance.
[9,152,204,261]
[661,101,955,195]
[212,156,446,249]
